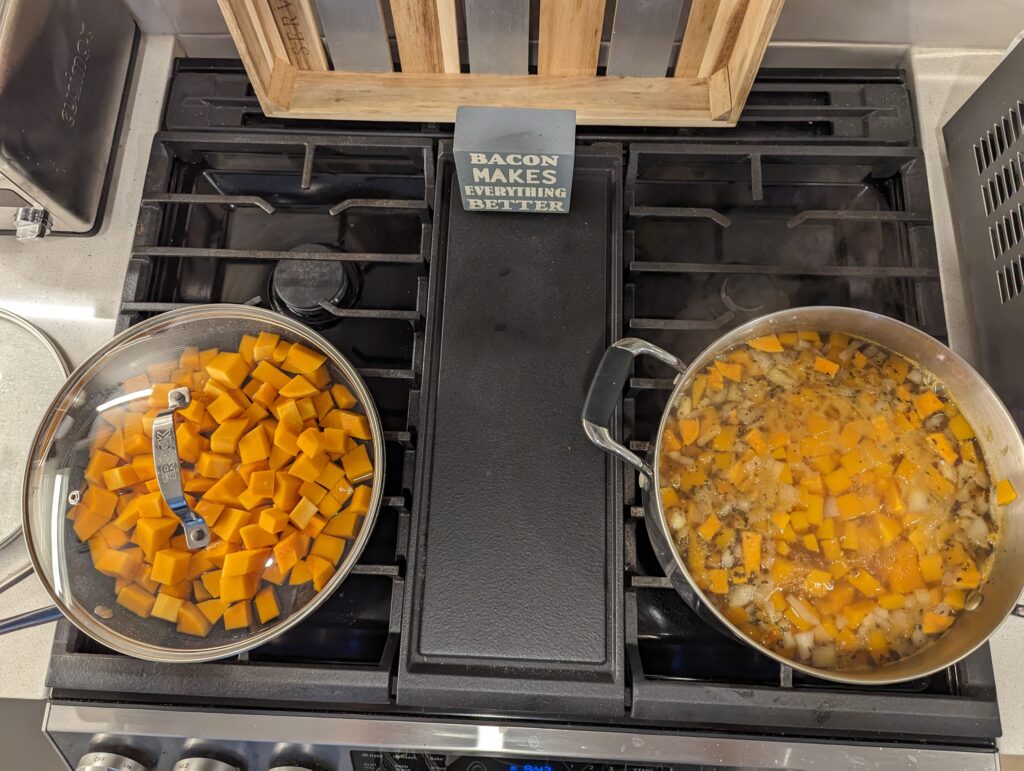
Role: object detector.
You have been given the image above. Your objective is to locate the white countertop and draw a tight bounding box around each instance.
[1,34,1022,757]
[0,33,177,702]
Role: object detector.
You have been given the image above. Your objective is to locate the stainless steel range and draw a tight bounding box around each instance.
[44,61,1002,771]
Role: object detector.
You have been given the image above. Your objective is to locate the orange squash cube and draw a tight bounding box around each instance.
[95,546,142,580]
[321,429,348,454]
[289,497,319,529]
[273,472,303,510]
[316,492,343,517]
[207,389,249,424]
[206,351,249,389]
[283,342,326,374]
[310,534,345,565]
[347,485,372,515]
[195,499,225,526]
[262,560,288,585]
[307,554,336,591]
[289,560,313,585]
[259,508,290,534]
[197,598,227,625]
[117,583,156,619]
[297,428,326,457]
[252,360,291,390]
[312,390,334,420]
[212,507,251,543]
[152,591,186,622]
[98,522,130,549]
[176,601,212,637]
[175,423,205,464]
[253,331,280,362]
[323,510,358,538]
[297,481,326,506]
[274,418,302,454]
[130,454,157,481]
[291,451,329,482]
[132,517,177,561]
[193,578,212,601]
[223,600,254,630]
[178,396,206,425]
[222,548,271,577]
[341,444,373,482]
[253,381,279,409]
[220,572,261,603]
[201,568,223,597]
[100,464,138,492]
[237,424,270,465]
[331,383,357,409]
[240,523,277,549]
[196,452,233,479]
[254,585,280,623]
[302,514,326,538]
[210,418,248,456]
[274,531,309,573]
[339,411,372,440]
[279,375,318,399]
[205,470,247,506]
[150,548,192,585]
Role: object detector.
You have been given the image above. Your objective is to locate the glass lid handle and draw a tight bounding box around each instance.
[152,387,211,551]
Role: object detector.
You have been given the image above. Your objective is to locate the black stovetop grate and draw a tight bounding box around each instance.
[46,61,1000,749]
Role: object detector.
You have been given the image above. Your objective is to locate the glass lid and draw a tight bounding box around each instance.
[23,305,385,661]
[0,308,68,549]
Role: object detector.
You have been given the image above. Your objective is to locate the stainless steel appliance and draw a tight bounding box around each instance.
[41,61,1005,771]
[0,0,136,239]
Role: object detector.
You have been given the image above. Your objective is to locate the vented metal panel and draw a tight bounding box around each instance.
[944,44,1024,426]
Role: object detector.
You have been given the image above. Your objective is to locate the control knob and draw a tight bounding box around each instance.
[172,760,239,771]
[75,753,148,771]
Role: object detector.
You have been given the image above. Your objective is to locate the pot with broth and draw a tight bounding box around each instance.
[583,306,1024,684]
[659,330,1016,671]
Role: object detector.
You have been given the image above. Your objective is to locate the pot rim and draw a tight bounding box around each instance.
[21,304,386,662]
[645,305,1024,685]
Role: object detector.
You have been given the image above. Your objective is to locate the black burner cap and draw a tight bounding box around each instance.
[268,244,360,328]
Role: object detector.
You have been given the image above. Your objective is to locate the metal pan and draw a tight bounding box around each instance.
[0,305,385,661]
[583,306,1024,684]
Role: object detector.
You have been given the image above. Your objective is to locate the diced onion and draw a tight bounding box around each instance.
[811,646,837,668]
[908,488,929,513]
[824,496,839,518]
[729,584,756,608]
[915,588,932,606]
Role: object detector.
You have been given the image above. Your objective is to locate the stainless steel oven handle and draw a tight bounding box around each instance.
[152,387,210,550]
[581,337,687,486]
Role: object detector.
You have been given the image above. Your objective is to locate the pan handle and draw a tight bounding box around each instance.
[0,562,62,635]
[152,387,211,551]
[0,605,62,635]
[1014,604,1024,618]
[582,337,687,486]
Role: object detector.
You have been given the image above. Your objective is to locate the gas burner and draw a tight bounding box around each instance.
[268,243,361,328]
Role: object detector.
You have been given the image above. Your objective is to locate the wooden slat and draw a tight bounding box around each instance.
[435,0,461,73]
[219,0,274,95]
[726,0,784,119]
[708,66,732,119]
[284,70,720,126]
[391,0,444,73]
[538,0,607,76]
[676,0,748,78]
[267,0,328,71]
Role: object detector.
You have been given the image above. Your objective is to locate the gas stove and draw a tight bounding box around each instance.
[45,61,1000,771]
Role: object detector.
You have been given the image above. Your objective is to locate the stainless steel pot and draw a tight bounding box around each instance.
[0,305,386,661]
[583,306,1024,684]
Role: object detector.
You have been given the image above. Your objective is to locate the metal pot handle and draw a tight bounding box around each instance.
[152,386,210,550]
[0,562,62,635]
[582,337,687,485]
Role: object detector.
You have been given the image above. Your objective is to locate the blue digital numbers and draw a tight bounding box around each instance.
[509,764,552,771]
